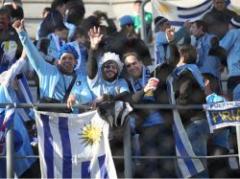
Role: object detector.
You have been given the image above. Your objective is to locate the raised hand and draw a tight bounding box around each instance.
[88,26,103,50]
[12,19,24,33]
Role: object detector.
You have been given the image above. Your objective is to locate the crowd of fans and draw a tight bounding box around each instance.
[1,0,240,178]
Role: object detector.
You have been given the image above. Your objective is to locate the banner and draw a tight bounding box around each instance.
[35,110,117,178]
[167,76,205,178]
[0,108,15,155]
[204,101,240,132]
[151,0,212,26]
[15,73,34,122]
[151,0,239,27]
[0,107,36,177]
[0,57,36,177]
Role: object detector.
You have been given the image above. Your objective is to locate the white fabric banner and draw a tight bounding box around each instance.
[35,110,117,179]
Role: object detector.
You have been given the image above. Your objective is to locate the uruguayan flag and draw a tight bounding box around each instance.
[35,110,117,178]
[151,0,239,27]
[0,57,34,121]
[228,0,240,14]
[152,0,212,26]
[15,73,34,122]
[167,75,205,178]
[0,57,36,177]
[0,107,36,178]
[0,108,15,155]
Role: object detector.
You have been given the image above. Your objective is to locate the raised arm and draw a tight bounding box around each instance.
[87,27,103,79]
[12,20,54,75]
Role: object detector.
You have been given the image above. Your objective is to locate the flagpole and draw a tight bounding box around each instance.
[6,122,14,178]
[123,117,132,178]
[140,0,151,43]
[236,126,240,166]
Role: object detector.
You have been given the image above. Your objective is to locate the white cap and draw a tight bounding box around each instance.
[100,52,123,73]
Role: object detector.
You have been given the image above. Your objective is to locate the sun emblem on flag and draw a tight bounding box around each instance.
[80,123,102,145]
[158,2,171,14]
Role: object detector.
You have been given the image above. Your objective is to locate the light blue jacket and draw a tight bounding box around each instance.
[87,72,129,100]
[18,31,93,104]
[155,27,191,65]
[195,33,221,78]
[155,31,169,64]
[220,28,240,77]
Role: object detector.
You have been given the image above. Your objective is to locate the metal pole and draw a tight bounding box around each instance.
[123,117,132,178]
[140,0,151,43]
[0,103,204,110]
[236,126,240,166]
[6,121,14,178]
[0,103,92,110]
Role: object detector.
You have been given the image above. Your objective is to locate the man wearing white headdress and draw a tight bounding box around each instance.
[68,27,129,107]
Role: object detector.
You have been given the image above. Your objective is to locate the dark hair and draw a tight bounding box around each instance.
[75,26,87,36]
[193,20,208,33]
[0,7,10,18]
[51,0,66,10]
[65,0,85,26]
[178,45,197,64]
[3,4,23,20]
[80,16,100,32]
[54,22,67,31]
[122,52,140,63]
[134,0,142,4]
[202,73,221,94]
[42,7,51,16]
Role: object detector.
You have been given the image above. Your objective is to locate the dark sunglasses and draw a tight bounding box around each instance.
[103,64,118,70]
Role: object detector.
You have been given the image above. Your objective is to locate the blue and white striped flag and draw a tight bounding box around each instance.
[35,110,117,178]
[15,73,34,122]
[0,108,15,155]
[151,0,213,27]
[167,75,205,178]
[0,107,36,178]
[151,0,239,27]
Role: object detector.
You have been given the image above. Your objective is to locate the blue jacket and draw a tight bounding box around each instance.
[195,33,221,78]
[220,28,240,77]
[18,31,93,104]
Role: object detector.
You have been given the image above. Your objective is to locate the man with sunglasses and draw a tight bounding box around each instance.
[87,27,129,102]
[67,27,129,108]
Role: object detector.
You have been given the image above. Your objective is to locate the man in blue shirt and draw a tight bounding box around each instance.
[12,19,93,112]
[190,20,222,79]
[123,52,175,178]
[220,16,240,98]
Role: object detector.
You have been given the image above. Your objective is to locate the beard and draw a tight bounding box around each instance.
[102,72,118,82]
